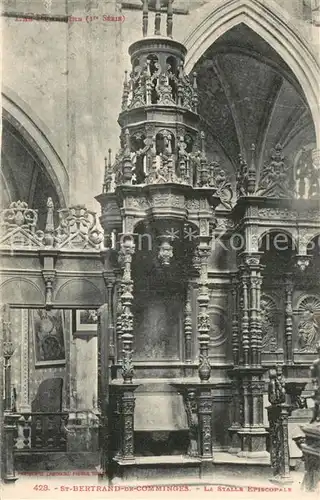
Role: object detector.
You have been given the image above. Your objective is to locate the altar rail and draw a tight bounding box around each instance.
[14,412,68,452]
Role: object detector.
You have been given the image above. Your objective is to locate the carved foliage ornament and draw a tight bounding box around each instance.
[0,201,44,248]
[0,201,104,251]
[55,206,104,250]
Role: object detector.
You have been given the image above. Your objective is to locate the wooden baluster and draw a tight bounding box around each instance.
[22,414,31,449]
[35,416,43,448]
[59,414,68,450]
[47,416,54,448]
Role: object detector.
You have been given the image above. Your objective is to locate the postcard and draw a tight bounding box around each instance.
[1,1,320,499]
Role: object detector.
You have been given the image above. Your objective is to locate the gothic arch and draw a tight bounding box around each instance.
[2,91,68,208]
[258,228,298,251]
[183,0,320,145]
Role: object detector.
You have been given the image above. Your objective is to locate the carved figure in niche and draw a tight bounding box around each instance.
[297,297,320,352]
[310,343,320,423]
[296,147,320,199]
[153,156,168,183]
[260,297,277,352]
[184,390,198,456]
[257,144,293,197]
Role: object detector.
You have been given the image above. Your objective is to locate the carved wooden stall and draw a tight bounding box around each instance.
[96,2,320,481]
[227,145,320,458]
[1,1,320,484]
[96,2,235,481]
[0,199,111,476]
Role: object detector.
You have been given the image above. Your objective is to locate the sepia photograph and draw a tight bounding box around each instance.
[0,0,320,499]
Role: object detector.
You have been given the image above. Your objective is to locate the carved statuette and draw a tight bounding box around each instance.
[268,366,286,405]
[310,343,320,423]
[158,237,173,267]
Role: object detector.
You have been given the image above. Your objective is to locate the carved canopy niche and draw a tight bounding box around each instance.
[294,295,320,353]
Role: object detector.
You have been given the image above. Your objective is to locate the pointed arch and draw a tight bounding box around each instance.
[2,90,68,207]
[183,0,320,145]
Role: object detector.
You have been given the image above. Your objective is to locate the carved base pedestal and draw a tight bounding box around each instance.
[66,411,100,453]
[171,382,214,461]
[237,428,269,459]
[300,424,320,492]
[3,412,20,482]
[111,384,139,464]
[235,367,269,459]
[228,424,242,454]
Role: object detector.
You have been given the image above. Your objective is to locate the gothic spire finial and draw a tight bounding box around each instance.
[103,149,113,193]
[154,0,161,35]
[167,0,173,37]
[200,131,206,156]
[247,143,256,194]
[142,0,148,37]
[108,148,112,168]
[121,70,130,111]
[44,197,54,246]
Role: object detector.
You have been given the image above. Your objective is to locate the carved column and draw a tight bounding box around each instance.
[245,254,262,367]
[236,255,268,458]
[1,307,19,482]
[116,283,123,364]
[239,266,250,366]
[103,271,116,360]
[228,377,242,454]
[118,387,139,461]
[184,389,199,457]
[198,387,213,459]
[118,236,135,383]
[284,278,293,364]
[231,273,240,366]
[20,310,30,412]
[41,251,57,310]
[228,274,242,453]
[197,238,211,381]
[267,368,293,484]
[184,285,192,362]
[42,271,56,309]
